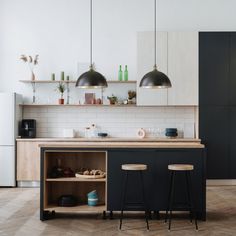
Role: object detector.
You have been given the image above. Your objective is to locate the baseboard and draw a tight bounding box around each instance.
[207,179,236,186]
[17,181,40,188]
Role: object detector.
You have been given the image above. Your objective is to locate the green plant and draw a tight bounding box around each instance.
[56,82,66,99]
[128,90,136,100]
[107,94,118,104]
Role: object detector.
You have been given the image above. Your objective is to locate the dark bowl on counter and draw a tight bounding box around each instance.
[98,132,108,138]
[165,128,178,138]
[165,128,177,133]
[165,132,178,137]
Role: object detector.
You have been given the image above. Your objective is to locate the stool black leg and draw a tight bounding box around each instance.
[148,211,152,220]
[154,211,160,220]
[109,211,113,220]
[168,171,175,231]
[185,171,192,223]
[119,171,128,230]
[165,171,174,223]
[187,172,198,231]
[140,171,149,231]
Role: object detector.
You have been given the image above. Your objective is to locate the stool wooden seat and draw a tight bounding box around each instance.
[165,163,198,231]
[122,164,147,171]
[168,164,194,171]
[119,163,149,230]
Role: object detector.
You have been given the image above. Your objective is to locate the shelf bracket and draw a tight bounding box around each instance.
[66,81,70,105]
[31,81,36,103]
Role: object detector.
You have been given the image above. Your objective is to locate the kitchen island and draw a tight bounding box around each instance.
[38,139,206,221]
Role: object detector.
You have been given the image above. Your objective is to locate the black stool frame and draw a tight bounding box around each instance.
[165,170,198,231]
[119,170,149,230]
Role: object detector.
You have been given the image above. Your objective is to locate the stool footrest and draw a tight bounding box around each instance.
[122,205,146,210]
[170,203,191,210]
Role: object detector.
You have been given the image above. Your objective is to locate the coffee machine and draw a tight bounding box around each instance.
[19,119,36,138]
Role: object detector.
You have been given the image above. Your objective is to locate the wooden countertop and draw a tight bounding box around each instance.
[38,141,204,149]
[16,137,201,143]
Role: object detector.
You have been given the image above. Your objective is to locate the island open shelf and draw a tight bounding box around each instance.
[41,150,107,220]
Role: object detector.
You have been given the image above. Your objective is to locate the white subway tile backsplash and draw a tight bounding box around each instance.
[23,106,197,138]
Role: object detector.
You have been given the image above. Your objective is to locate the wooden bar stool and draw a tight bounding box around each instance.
[119,164,149,231]
[165,164,198,231]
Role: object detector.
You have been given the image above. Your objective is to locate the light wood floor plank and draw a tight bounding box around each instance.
[0,187,235,235]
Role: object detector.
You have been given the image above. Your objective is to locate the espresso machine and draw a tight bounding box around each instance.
[19,119,36,138]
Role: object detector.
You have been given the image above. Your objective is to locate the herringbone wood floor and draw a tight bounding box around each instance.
[0,187,236,236]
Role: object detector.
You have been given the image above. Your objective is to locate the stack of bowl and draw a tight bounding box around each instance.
[165,128,178,138]
[87,190,98,206]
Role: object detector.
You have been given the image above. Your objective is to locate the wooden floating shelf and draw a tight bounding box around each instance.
[19,104,137,107]
[45,204,106,213]
[19,80,136,84]
[46,177,106,182]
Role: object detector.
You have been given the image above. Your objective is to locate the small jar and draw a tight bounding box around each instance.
[84,127,90,138]
[90,124,98,138]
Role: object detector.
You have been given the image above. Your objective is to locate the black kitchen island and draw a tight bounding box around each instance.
[39,140,206,221]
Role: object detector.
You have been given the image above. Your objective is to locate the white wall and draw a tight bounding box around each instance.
[1,0,236,99]
[1,0,236,138]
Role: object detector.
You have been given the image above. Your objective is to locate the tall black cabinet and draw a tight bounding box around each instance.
[199,32,236,179]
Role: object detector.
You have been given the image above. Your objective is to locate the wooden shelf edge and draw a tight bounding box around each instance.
[46,177,106,182]
[19,80,136,84]
[45,204,106,213]
[19,104,137,107]
[19,104,197,107]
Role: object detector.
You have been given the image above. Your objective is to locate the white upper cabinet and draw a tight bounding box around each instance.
[167,32,199,105]
[137,31,168,106]
[136,31,199,106]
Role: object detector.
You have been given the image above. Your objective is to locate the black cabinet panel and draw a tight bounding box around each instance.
[107,149,205,213]
[199,32,230,106]
[107,150,156,210]
[200,106,229,179]
[153,149,205,211]
[229,33,236,105]
[229,107,236,178]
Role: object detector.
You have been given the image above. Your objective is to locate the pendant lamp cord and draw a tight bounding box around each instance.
[154,0,157,70]
[90,0,93,69]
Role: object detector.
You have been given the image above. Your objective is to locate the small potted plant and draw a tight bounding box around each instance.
[107,94,118,105]
[128,90,136,104]
[56,82,66,105]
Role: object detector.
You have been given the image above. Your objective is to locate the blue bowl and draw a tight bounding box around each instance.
[88,198,98,206]
[87,190,98,198]
[166,128,177,133]
[165,132,178,137]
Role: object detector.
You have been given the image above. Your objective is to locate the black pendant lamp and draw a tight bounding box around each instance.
[76,0,107,89]
[139,0,171,89]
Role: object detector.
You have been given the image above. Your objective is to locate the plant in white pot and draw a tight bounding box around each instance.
[20,55,39,81]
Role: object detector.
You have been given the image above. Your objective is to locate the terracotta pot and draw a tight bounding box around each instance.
[96,98,102,104]
[59,98,64,105]
[109,100,116,105]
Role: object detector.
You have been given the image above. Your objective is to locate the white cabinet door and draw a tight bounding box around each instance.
[137,32,168,106]
[167,32,199,105]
